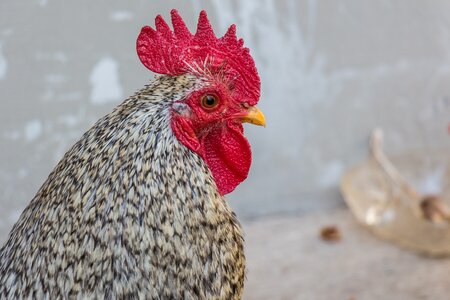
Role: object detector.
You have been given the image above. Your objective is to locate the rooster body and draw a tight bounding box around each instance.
[0,10,263,299]
[1,75,245,299]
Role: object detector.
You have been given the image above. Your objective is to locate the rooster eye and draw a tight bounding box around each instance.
[201,94,219,110]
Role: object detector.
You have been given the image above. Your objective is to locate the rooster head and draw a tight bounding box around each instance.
[136,9,265,195]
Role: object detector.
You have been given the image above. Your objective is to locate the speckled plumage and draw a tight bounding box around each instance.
[0,74,246,299]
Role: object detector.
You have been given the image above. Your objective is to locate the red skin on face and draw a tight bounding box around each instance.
[171,84,252,195]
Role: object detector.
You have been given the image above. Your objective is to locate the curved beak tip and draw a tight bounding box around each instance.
[242,106,266,127]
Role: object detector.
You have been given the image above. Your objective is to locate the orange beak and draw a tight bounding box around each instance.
[240,106,266,127]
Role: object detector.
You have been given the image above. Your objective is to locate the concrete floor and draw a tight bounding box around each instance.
[242,209,450,300]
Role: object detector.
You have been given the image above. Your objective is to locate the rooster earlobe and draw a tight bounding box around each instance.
[172,103,192,118]
[171,115,201,153]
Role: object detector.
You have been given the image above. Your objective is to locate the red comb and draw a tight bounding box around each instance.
[136,9,260,105]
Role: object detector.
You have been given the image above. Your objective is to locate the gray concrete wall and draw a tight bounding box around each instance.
[2,0,450,241]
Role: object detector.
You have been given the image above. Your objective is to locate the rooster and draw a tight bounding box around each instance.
[0,9,264,299]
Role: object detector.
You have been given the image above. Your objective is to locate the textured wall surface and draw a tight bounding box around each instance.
[2,0,450,242]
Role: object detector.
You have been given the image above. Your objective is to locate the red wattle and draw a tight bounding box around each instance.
[201,122,251,195]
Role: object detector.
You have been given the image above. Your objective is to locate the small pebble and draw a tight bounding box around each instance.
[320,225,342,242]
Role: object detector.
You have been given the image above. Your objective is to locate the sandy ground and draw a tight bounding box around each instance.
[242,209,450,300]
